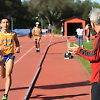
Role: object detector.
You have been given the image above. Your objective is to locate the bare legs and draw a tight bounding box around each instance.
[0,58,14,95]
[35,38,41,52]
[35,40,40,49]
[86,36,90,42]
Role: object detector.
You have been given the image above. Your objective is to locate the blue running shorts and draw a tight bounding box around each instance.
[3,53,15,63]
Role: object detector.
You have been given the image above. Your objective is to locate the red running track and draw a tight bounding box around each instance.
[0,35,91,100]
[0,35,53,100]
[29,36,91,100]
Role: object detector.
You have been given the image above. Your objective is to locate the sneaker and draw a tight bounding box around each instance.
[36,48,38,52]
[36,49,40,52]
[87,40,90,42]
[64,52,73,59]
[38,49,40,52]
[2,94,8,100]
[36,49,38,52]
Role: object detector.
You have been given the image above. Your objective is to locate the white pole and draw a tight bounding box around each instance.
[67,37,70,53]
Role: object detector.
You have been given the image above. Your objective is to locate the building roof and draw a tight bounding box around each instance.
[61,16,86,22]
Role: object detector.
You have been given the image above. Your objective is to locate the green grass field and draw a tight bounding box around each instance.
[72,39,93,74]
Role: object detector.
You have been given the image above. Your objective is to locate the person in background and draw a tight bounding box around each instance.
[42,27,47,36]
[61,24,64,38]
[85,24,91,42]
[0,18,20,100]
[48,24,52,36]
[69,8,100,100]
[76,25,84,47]
[32,22,42,52]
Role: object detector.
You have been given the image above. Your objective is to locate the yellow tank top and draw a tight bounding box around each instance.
[0,32,14,55]
[33,27,41,36]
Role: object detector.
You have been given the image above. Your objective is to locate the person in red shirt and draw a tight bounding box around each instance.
[69,8,100,100]
[85,24,91,42]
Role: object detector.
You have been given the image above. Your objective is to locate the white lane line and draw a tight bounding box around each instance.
[19,36,46,47]
[14,46,35,64]
[14,36,47,64]
[23,35,54,100]
[49,35,53,45]
[20,40,33,47]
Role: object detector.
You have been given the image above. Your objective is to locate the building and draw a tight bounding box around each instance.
[61,17,86,36]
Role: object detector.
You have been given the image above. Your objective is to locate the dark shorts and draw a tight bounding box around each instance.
[34,38,40,41]
[3,53,15,63]
[48,29,51,33]
[91,82,100,100]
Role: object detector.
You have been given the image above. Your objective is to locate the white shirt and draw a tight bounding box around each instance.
[85,25,89,30]
[76,28,84,35]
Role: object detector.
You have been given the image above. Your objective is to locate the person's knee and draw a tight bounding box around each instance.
[5,72,12,78]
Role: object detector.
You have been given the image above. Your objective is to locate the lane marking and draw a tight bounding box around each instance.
[19,36,46,47]
[23,34,54,100]
[14,36,46,64]
[14,46,35,64]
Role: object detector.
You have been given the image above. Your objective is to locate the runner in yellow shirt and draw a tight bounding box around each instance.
[32,22,42,52]
[0,18,20,100]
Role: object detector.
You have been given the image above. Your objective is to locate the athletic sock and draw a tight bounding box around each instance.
[37,48,40,50]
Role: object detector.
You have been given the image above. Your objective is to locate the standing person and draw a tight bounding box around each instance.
[32,22,42,52]
[48,24,52,36]
[42,27,47,36]
[76,25,84,47]
[61,24,64,38]
[69,8,100,100]
[85,24,91,42]
[0,18,20,100]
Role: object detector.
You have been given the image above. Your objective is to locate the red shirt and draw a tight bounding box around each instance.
[76,32,100,83]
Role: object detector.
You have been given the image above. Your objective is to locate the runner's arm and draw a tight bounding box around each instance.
[14,33,20,53]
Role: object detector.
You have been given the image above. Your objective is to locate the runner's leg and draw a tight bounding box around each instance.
[4,58,14,95]
[37,40,40,48]
[35,40,38,48]
[37,38,41,51]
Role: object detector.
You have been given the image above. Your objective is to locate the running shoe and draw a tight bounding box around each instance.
[36,50,38,52]
[36,50,39,52]
[36,48,40,52]
[2,94,8,100]
[36,50,40,52]
[38,49,40,52]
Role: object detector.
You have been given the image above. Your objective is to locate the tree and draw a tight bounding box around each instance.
[92,2,100,8]
[0,0,97,30]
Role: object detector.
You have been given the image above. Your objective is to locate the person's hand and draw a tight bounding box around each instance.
[0,44,4,51]
[68,43,79,54]
[74,43,79,48]
[15,47,20,53]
